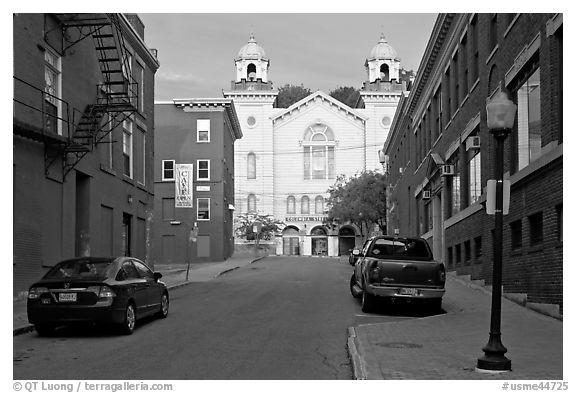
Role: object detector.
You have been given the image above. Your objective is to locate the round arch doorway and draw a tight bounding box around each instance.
[310,226,328,256]
[282,226,300,256]
[338,226,356,256]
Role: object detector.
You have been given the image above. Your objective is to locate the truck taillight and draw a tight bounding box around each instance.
[368,263,382,283]
[438,266,446,283]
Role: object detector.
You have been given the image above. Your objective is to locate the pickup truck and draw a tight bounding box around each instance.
[349,236,445,313]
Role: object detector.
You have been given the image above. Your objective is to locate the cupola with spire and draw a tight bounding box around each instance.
[232,34,272,90]
[364,33,401,84]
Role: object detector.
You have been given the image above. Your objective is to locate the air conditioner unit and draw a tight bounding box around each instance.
[399,167,404,174]
[422,190,431,199]
[466,136,481,151]
[441,164,455,176]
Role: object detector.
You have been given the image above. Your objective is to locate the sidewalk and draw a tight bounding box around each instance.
[348,274,563,380]
[13,252,266,336]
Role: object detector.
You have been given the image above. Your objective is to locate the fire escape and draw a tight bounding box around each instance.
[46,13,138,178]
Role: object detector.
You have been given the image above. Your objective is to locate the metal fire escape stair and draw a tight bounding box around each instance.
[50,13,138,178]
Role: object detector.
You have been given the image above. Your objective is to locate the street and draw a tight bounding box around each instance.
[13,256,441,380]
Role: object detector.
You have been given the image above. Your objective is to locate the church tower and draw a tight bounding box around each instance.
[223,34,279,221]
[359,34,406,171]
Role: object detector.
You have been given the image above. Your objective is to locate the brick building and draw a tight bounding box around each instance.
[383,14,563,314]
[13,14,159,296]
[153,99,242,264]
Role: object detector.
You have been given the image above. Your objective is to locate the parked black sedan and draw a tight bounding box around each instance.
[27,257,169,335]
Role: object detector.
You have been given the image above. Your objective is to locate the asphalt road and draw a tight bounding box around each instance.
[14,256,439,380]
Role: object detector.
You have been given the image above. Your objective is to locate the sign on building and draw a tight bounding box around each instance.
[175,164,194,208]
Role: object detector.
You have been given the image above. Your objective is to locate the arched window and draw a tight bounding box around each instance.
[247,63,257,80]
[380,64,390,81]
[303,123,336,180]
[315,196,324,214]
[301,196,310,215]
[287,195,296,214]
[247,194,257,213]
[247,152,256,179]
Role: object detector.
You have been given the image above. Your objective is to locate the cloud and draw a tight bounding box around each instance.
[157,71,203,83]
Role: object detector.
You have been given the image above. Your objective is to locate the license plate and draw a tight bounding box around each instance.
[58,293,77,302]
[399,288,418,296]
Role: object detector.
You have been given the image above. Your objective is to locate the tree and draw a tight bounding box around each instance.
[325,171,387,242]
[274,83,312,108]
[234,213,284,245]
[329,86,361,108]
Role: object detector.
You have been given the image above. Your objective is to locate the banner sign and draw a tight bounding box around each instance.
[285,216,327,222]
[175,164,194,208]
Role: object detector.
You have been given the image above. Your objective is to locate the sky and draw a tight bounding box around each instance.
[138,13,438,101]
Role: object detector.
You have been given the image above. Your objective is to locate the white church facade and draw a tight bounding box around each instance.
[224,34,408,256]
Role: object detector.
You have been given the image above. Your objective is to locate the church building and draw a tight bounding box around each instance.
[224,34,407,256]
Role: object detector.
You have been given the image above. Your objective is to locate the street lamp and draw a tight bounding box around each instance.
[477,91,517,372]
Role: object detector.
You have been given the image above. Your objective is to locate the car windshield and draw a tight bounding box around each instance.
[44,258,115,280]
[368,238,433,260]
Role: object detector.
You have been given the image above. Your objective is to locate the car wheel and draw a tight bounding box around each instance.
[120,302,136,335]
[350,275,361,298]
[157,291,169,319]
[361,289,377,313]
[34,324,55,336]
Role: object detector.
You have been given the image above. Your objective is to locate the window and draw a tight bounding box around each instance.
[449,153,461,217]
[464,240,471,264]
[197,119,210,142]
[286,196,296,214]
[197,198,210,220]
[452,52,459,113]
[444,68,452,121]
[162,198,175,221]
[468,149,481,205]
[474,236,482,260]
[315,196,324,214]
[470,15,479,82]
[122,49,132,80]
[529,212,543,246]
[247,194,257,213]
[434,85,442,137]
[460,34,469,99]
[247,153,256,179]
[301,196,310,215]
[136,127,145,185]
[123,119,133,178]
[514,66,541,172]
[197,159,210,181]
[455,244,462,265]
[303,123,335,180]
[118,261,139,281]
[162,160,175,181]
[133,260,154,279]
[44,47,61,134]
[510,220,522,250]
[489,14,498,52]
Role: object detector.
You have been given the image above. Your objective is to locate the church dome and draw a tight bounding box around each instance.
[368,34,399,60]
[237,33,267,60]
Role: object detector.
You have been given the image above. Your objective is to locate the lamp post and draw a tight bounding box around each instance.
[477,91,517,372]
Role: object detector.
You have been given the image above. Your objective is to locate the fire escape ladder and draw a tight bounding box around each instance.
[58,13,138,179]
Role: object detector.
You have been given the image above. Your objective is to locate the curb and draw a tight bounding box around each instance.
[347,327,367,380]
[447,274,563,321]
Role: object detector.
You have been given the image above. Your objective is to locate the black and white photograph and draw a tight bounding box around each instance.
[10,4,567,390]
